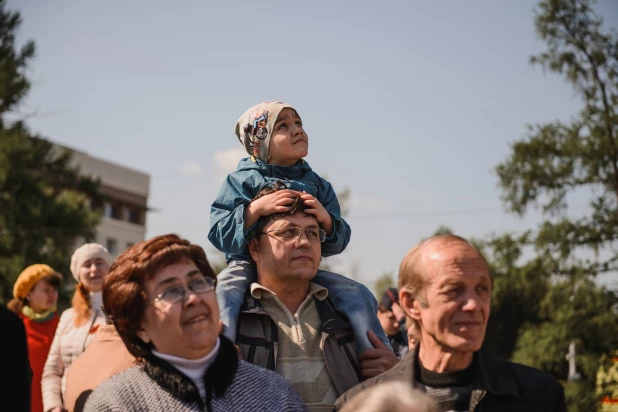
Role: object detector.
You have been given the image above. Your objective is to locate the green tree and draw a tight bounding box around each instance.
[373,271,395,299]
[478,233,551,360]
[0,0,34,124]
[512,277,618,408]
[432,225,454,236]
[0,0,101,307]
[496,0,618,278]
[494,0,618,409]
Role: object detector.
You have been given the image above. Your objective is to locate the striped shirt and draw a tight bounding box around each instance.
[251,283,337,412]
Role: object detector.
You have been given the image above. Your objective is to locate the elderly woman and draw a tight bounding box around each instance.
[42,244,113,412]
[8,264,63,412]
[84,234,306,412]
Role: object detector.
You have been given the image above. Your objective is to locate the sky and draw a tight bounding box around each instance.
[9,0,618,290]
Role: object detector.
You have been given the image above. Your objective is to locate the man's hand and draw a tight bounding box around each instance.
[359,330,400,378]
[391,302,406,323]
[244,190,299,228]
[299,192,333,235]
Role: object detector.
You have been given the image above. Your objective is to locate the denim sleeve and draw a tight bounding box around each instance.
[208,171,263,255]
[316,175,352,257]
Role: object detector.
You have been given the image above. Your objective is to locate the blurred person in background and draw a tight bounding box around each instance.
[42,244,113,412]
[377,288,408,359]
[339,382,437,412]
[8,264,62,412]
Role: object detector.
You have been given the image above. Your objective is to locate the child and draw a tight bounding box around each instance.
[209,100,390,351]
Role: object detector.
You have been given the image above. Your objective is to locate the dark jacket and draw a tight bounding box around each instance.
[335,345,567,412]
[236,293,363,396]
[84,335,306,412]
[0,305,31,412]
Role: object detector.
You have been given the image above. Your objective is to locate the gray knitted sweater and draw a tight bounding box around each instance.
[84,336,307,412]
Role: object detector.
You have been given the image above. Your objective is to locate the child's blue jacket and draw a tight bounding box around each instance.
[209,157,351,263]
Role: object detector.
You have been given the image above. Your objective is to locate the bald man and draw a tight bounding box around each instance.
[336,235,566,412]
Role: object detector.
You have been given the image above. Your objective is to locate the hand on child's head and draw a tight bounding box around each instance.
[250,189,300,217]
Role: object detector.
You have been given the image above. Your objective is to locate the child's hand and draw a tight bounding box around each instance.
[244,190,298,228]
[300,192,334,235]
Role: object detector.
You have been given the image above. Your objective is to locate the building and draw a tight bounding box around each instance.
[66,146,150,258]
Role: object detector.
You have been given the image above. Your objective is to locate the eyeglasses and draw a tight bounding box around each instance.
[259,226,326,243]
[149,277,217,304]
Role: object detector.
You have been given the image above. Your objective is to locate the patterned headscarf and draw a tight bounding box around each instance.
[234,101,300,163]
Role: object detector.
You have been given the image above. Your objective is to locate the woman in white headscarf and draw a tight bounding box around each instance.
[42,244,113,412]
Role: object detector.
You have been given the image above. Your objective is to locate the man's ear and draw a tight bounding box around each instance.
[248,238,260,263]
[400,288,421,322]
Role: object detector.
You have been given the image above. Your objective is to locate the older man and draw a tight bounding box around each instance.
[234,190,398,412]
[335,234,567,412]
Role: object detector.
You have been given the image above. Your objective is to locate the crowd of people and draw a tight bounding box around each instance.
[3,101,567,412]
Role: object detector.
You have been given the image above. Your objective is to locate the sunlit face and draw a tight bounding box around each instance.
[27,278,59,313]
[412,242,491,353]
[250,213,321,285]
[378,309,400,336]
[268,108,308,166]
[79,258,110,293]
[138,259,220,359]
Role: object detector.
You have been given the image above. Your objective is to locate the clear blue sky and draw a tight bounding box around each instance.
[10,0,618,290]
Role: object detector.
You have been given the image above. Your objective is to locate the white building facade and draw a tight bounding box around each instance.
[68,148,150,258]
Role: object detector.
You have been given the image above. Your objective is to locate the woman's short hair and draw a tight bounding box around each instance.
[339,382,437,412]
[103,234,216,359]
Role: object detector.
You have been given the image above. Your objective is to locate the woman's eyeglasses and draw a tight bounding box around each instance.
[149,277,216,304]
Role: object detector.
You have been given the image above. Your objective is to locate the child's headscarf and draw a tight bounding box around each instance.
[234,101,300,163]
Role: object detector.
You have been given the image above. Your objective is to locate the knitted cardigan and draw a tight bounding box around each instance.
[84,335,307,412]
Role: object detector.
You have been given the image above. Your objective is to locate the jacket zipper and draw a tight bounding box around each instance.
[470,390,486,412]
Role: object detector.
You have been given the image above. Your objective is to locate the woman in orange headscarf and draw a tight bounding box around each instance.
[8,264,63,412]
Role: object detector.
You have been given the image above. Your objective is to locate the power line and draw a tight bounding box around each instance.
[347,208,503,220]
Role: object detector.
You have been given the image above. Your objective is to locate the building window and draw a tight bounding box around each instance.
[106,238,117,255]
[103,202,113,218]
[127,207,140,224]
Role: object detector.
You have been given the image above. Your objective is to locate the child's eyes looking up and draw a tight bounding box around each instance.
[277,120,302,130]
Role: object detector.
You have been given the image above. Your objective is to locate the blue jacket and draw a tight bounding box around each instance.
[209,158,351,263]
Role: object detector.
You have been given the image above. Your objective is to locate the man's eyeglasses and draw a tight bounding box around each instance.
[259,226,326,243]
[149,277,217,304]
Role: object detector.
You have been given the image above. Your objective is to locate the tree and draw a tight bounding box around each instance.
[0,0,34,125]
[478,233,551,360]
[373,271,395,299]
[512,277,618,409]
[495,0,618,279]
[0,1,101,307]
[494,0,618,409]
